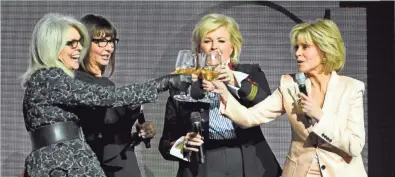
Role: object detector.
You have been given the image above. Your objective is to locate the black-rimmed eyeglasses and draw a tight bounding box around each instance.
[66,39,83,49]
[92,38,119,48]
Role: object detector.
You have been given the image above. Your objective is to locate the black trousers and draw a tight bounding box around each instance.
[177,146,244,177]
[101,146,142,177]
[205,146,244,177]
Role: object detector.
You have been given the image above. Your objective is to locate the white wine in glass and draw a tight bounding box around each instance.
[192,51,222,103]
[201,51,221,81]
[173,50,197,102]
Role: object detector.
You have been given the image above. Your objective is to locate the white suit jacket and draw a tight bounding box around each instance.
[221,71,367,177]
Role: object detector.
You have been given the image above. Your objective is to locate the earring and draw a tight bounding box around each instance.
[322,58,327,64]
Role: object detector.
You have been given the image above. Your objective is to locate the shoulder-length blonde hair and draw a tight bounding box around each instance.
[290,19,345,73]
[191,13,243,65]
[22,13,90,86]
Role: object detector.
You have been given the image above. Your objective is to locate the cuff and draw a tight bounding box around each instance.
[227,84,240,98]
[233,71,249,86]
[238,79,259,101]
[312,111,335,144]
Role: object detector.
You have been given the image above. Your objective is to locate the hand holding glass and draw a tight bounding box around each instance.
[201,51,221,81]
[173,50,197,102]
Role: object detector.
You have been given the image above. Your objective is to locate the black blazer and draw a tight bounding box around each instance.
[159,64,282,177]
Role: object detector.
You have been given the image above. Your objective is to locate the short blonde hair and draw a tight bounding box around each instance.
[290,19,345,73]
[22,13,90,86]
[191,13,243,64]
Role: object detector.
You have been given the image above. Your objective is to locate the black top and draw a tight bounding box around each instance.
[75,70,143,156]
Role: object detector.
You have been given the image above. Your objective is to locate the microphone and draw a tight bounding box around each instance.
[122,106,149,160]
[295,72,312,124]
[190,112,205,164]
[137,106,151,148]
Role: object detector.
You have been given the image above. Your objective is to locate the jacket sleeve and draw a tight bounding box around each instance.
[159,96,183,161]
[312,81,366,157]
[236,64,271,105]
[221,75,288,128]
[46,68,158,107]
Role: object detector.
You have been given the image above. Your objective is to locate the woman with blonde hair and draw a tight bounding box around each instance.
[208,19,367,177]
[22,13,191,176]
[159,13,281,177]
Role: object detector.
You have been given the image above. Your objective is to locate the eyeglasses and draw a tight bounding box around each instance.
[66,39,82,49]
[92,38,119,48]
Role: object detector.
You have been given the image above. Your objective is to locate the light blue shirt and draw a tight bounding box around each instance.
[208,67,248,140]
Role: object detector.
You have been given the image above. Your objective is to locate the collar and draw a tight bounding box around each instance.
[224,59,233,70]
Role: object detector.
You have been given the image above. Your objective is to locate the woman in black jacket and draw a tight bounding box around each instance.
[159,13,281,177]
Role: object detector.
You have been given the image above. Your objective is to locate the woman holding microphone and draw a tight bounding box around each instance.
[205,19,367,177]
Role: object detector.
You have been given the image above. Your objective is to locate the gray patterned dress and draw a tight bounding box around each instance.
[23,68,158,177]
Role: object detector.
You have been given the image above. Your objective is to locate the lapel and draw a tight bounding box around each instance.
[233,63,251,74]
[305,71,339,114]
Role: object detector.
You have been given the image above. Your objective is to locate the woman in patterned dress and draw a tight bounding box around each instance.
[21,13,191,177]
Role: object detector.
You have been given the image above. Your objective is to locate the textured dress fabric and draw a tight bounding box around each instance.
[23,68,158,177]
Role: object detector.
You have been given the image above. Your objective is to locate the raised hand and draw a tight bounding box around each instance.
[154,74,192,93]
[216,63,236,86]
[298,93,323,121]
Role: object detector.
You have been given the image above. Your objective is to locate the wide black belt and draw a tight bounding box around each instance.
[29,121,83,150]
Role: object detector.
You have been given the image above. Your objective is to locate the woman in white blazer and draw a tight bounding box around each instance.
[203,19,367,177]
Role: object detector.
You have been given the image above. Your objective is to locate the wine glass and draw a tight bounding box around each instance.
[173,50,197,102]
[201,50,221,82]
[196,51,222,102]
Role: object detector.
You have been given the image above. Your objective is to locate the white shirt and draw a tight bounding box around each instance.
[224,60,249,98]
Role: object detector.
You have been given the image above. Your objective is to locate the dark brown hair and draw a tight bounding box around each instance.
[80,14,118,77]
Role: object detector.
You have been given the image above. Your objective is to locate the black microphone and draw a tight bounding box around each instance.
[137,106,151,148]
[295,72,312,124]
[190,112,205,164]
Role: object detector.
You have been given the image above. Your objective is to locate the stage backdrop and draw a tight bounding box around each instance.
[1,1,367,177]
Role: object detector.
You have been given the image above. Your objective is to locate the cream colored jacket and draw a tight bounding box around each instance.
[221,72,367,177]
